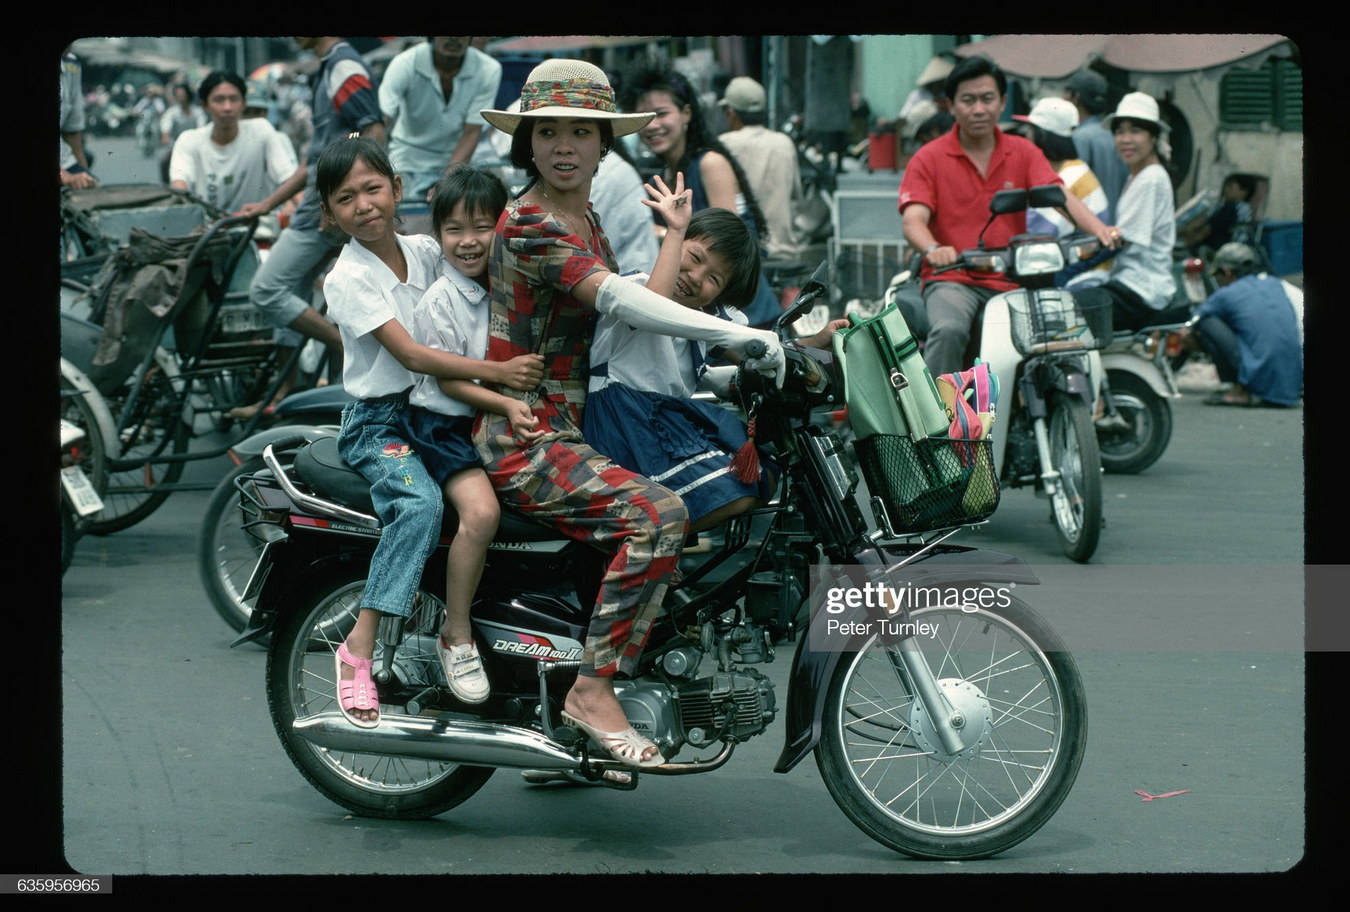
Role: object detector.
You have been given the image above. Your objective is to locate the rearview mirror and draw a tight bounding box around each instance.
[775,261,829,336]
[988,188,1029,215]
[1028,183,1067,209]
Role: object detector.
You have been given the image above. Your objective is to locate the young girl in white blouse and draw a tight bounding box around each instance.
[315,138,542,727]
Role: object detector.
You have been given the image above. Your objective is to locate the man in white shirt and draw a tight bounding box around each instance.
[169,70,299,225]
[378,37,503,200]
[60,47,95,189]
[717,76,801,261]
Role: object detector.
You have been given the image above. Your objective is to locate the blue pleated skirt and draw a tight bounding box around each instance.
[583,383,770,523]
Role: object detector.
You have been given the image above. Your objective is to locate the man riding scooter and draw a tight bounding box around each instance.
[897,54,1117,378]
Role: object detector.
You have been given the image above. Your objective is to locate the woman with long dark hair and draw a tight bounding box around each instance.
[622,65,767,237]
[621,66,782,327]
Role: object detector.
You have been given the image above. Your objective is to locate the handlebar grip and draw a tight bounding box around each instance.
[743,339,767,360]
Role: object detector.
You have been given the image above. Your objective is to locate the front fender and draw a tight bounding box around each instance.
[773,545,1037,773]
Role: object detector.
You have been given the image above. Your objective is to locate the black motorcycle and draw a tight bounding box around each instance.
[231,267,1087,861]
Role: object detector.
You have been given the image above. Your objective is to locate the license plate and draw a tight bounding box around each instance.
[60,466,105,517]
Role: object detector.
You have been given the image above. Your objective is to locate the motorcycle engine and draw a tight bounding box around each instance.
[614,667,776,757]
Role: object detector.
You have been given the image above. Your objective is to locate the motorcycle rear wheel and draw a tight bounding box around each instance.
[266,568,494,819]
[1048,396,1102,562]
[199,457,280,633]
[1098,370,1173,475]
[816,597,1087,860]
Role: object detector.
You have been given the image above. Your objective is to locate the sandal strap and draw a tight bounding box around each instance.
[336,644,380,711]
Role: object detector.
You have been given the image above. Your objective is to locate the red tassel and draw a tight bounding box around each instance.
[731,417,761,483]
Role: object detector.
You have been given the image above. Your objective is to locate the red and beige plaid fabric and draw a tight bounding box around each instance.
[474,199,689,676]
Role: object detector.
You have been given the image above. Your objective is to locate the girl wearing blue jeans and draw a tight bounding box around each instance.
[316,137,543,727]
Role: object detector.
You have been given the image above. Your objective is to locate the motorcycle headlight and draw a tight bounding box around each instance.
[1012,241,1066,276]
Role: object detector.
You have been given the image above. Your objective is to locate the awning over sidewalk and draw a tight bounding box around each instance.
[485,35,666,55]
[953,34,1294,80]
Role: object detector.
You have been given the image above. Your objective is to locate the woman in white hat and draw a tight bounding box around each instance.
[472,59,782,768]
[1074,92,1178,331]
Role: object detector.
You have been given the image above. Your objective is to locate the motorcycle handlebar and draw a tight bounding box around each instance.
[743,338,768,360]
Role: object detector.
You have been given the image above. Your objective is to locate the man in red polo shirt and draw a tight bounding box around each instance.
[899,54,1117,375]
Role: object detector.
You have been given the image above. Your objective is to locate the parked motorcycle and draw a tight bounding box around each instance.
[1095,316,1188,475]
[229,269,1086,860]
[198,383,351,633]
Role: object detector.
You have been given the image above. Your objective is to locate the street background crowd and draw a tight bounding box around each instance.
[61,35,1303,414]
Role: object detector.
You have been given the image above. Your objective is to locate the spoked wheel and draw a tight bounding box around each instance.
[266,567,494,819]
[1047,396,1102,562]
[87,352,191,535]
[198,457,284,633]
[1097,371,1173,475]
[816,598,1087,860]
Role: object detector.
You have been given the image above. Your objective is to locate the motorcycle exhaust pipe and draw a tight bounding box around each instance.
[291,712,583,770]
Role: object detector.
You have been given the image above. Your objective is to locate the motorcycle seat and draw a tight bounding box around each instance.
[1112,302,1193,338]
[293,436,560,543]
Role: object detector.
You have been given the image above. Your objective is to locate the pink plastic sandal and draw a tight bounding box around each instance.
[334,642,380,729]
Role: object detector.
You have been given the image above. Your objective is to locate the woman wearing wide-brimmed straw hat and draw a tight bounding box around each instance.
[1073,91,1178,333]
[468,59,783,768]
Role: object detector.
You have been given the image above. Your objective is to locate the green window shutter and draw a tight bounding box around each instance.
[1220,58,1302,131]
[1274,58,1302,131]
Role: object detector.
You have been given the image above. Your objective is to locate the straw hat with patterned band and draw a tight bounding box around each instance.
[481,59,653,137]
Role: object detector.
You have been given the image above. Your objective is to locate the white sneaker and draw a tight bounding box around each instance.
[439,639,490,704]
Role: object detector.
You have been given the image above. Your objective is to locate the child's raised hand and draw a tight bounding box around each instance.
[505,400,544,445]
[642,173,692,233]
[494,353,545,391]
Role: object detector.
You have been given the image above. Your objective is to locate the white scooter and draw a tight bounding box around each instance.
[884,184,1111,562]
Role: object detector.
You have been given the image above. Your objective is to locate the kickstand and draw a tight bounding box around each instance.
[576,753,639,790]
[569,735,640,790]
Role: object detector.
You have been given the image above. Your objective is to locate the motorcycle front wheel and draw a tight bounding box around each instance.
[1048,395,1102,562]
[1097,370,1173,475]
[816,597,1087,860]
[266,567,494,819]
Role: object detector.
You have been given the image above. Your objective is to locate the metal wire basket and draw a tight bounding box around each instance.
[1006,288,1113,356]
[854,434,1000,535]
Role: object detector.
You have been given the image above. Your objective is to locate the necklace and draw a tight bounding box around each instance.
[537,182,590,244]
